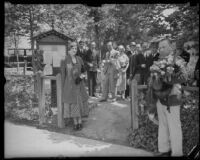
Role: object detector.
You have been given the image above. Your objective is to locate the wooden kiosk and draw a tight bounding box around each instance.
[33,29,73,108]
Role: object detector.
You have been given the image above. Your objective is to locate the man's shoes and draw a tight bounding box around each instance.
[99,99,107,102]
[77,123,83,130]
[154,151,172,157]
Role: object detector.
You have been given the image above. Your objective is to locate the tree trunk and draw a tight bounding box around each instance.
[14,32,19,73]
[29,7,37,93]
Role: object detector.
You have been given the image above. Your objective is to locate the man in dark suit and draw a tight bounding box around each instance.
[143,49,154,85]
[85,42,100,97]
[76,40,89,69]
[129,42,137,82]
[133,44,146,85]
[149,42,159,62]
[125,44,132,98]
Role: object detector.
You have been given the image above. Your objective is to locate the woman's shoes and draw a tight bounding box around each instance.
[73,124,83,131]
[73,124,78,131]
[77,123,83,130]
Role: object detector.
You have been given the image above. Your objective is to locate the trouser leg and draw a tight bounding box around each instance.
[157,100,171,153]
[87,71,91,96]
[101,74,109,100]
[166,105,183,156]
[125,83,129,98]
[92,72,97,95]
[134,74,141,84]
[110,74,117,99]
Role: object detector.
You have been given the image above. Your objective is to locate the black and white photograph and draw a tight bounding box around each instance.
[4,2,199,158]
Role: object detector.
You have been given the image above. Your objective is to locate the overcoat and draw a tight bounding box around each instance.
[60,55,89,104]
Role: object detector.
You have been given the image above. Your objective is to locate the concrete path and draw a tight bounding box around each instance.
[5,121,153,158]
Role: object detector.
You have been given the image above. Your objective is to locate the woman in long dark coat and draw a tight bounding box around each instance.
[61,42,89,131]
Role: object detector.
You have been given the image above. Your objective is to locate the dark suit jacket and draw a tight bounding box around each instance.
[129,54,137,80]
[144,54,154,78]
[76,48,89,70]
[126,51,132,78]
[135,52,146,75]
[152,52,159,62]
[180,50,190,64]
[85,49,100,72]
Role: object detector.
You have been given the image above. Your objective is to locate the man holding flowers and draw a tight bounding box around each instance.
[146,38,189,157]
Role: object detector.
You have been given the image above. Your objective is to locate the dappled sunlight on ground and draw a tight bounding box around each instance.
[5,121,153,157]
[109,101,129,108]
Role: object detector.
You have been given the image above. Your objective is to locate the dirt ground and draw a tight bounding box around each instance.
[6,78,132,147]
[46,96,132,147]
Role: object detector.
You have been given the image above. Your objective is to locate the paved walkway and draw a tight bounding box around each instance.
[5,121,153,158]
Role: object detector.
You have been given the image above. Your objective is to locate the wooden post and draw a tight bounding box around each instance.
[23,49,27,75]
[130,79,139,130]
[37,72,46,125]
[16,49,19,73]
[56,73,64,128]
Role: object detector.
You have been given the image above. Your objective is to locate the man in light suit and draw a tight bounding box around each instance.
[147,38,187,157]
[99,41,120,102]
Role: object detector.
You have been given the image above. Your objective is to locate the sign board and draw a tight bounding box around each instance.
[43,64,53,75]
[39,45,66,72]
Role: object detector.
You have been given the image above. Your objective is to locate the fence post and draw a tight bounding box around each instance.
[131,79,139,130]
[56,73,64,128]
[16,50,19,73]
[37,72,46,125]
[23,49,27,75]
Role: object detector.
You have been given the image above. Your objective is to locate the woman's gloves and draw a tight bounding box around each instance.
[75,73,86,85]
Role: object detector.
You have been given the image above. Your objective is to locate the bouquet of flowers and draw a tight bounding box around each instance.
[146,54,188,114]
[149,54,187,90]
[119,58,128,70]
[102,58,121,70]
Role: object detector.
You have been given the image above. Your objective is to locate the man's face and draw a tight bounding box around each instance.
[107,43,113,51]
[91,43,96,49]
[118,47,124,54]
[130,45,135,52]
[136,46,141,51]
[126,45,130,51]
[158,40,172,58]
[79,42,84,49]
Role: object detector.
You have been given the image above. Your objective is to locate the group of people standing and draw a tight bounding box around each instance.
[60,39,160,130]
[99,41,160,102]
[60,38,198,157]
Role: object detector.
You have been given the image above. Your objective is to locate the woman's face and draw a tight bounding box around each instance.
[69,46,77,56]
[118,47,124,54]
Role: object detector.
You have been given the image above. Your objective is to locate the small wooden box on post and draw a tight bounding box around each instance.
[33,29,73,127]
